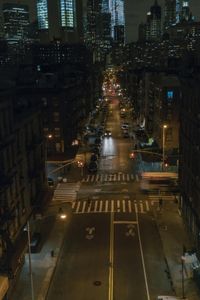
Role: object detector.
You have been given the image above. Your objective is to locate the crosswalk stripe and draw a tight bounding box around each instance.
[105,200,108,212]
[128,200,132,213]
[122,200,126,212]
[131,174,134,180]
[72,200,152,214]
[127,174,130,181]
[111,200,114,212]
[114,174,117,181]
[94,200,98,212]
[81,201,86,213]
[99,200,103,212]
[117,200,120,212]
[145,201,150,211]
[87,202,92,213]
[140,201,144,213]
[118,173,120,181]
[134,200,138,213]
[76,201,81,213]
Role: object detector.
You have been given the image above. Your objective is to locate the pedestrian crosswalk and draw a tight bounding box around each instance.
[52,182,81,203]
[71,199,150,214]
[148,194,176,203]
[81,173,136,183]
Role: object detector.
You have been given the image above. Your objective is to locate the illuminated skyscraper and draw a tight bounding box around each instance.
[60,0,76,28]
[3,3,30,41]
[109,0,125,39]
[37,0,49,30]
[36,0,82,42]
[181,0,190,21]
[102,0,109,13]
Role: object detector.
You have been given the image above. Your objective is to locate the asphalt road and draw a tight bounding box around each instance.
[47,93,173,300]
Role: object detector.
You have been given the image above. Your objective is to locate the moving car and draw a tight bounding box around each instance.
[104,130,112,137]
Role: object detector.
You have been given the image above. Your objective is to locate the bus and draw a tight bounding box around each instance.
[140,172,178,194]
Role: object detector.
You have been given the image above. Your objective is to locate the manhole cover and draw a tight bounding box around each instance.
[93,281,102,286]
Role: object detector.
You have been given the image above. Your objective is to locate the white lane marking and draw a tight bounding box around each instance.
[87,202,92,213]
[117,200,120,212]
[134,200,138,214]
[128,200,132,213]
[113,221,138,224]
[99,200,103,212]
[94,200,98,212]
[114,174,117,181]
[75,201,81,213]
[122,200,126,212]
[111,200,114,212]
[145,201,150,211]
[91,175,95,182]
[72,202,76,209]
[136,212,151,300]
[86,175,90,182]
[81,201,86,213]
[122,173,125,181]
[105,200,109,212]
[126,224,135,237]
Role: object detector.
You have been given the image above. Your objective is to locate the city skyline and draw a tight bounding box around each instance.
[1,0,200,42]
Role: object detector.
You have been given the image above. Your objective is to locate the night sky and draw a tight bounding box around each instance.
[125,0,200,42]
[1,0,199,43]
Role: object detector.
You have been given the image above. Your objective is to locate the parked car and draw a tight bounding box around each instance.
[121,122,129,130]
[90,154,98,162]
[91,147,100,157]
[47,177,54,187]
[122,130,129,138]
[30,232,41,253]
[88,161,98,173]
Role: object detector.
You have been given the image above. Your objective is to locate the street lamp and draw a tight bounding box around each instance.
[162,124,167,171]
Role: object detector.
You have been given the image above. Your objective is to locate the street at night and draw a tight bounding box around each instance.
[1,1,200,300]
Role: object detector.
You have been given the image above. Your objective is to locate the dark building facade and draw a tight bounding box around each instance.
[179,74,200,257]
[0,87,46,296]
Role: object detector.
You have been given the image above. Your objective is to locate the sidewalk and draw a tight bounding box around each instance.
[10,213,68,300]
[155,200,200,300]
